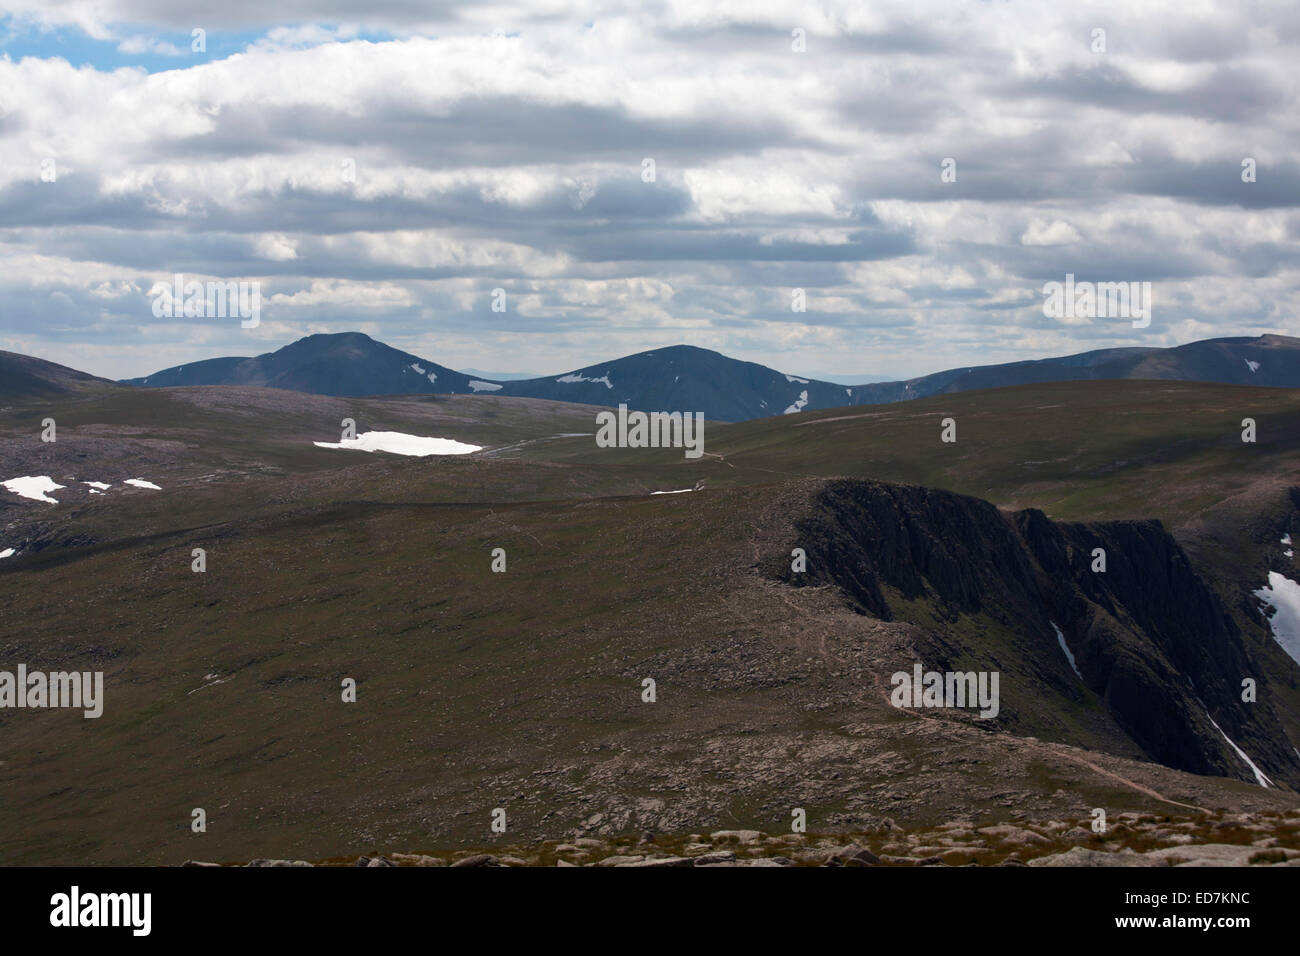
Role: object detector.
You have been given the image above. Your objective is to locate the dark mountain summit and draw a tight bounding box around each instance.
[852,334,1300,404]
[121,331,1300,422]
[120,331,479,396]
[492,343,857,422]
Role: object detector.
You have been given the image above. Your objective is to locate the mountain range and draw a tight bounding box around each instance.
[121,332,1300,422]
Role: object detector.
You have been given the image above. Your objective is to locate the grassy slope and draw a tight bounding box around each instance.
[3,379,1300,864]
[6,481,1294,865]
[522,379,1300,528]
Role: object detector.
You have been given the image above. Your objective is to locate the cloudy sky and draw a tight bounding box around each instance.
[1,0,1297,382]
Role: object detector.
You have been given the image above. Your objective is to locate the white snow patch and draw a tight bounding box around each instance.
[650,488,694,495]
[1254,571,1300,667]
[3,476,66,504]
[410,362,426,374]
[1052,622,1081,679]
[783,390,809,414]
[409,363,437,383]
[124,479,162,490]
[468,380,502,392]
[785,375,809,384]
[82,481,111,490]
[313,431,481,456]
[845,388,852,397]
[0,548,15,559]
[556,372,613,389]
[1282,533,1292,545]
[1246,359,1260,373]
[1204,709,1273,787]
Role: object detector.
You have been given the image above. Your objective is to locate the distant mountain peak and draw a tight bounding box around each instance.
[119,331,1300,422]
[0,349,113,401]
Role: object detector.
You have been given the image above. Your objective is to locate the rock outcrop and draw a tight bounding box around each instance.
[780,479,1300,788]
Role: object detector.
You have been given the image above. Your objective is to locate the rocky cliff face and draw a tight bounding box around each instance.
[780,479,1300,789]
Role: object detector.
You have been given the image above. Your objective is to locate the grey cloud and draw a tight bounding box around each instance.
[661,19,956,57]
[997,62,1281,123]
[1107,154,1300,209]
[43,0,474,31]
[157,96,820,167]
[568,227,916,262]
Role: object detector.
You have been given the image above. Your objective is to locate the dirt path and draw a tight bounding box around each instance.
[1043,745,1208,813]
[868,669,1209,813]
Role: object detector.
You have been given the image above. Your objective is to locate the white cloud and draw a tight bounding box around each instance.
[1020,219,1083,246]
[254,234,299,261]
[115,34,187,56]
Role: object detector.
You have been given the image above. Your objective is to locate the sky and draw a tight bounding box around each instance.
[0,0,1297,382]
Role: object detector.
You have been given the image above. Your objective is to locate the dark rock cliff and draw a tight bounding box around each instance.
[780,479,1300,790]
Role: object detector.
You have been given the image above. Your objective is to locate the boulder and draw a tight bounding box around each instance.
[619,856,694,867]
[1029,847,1151,867]
[691,850,737,865]
[247,859,313,867]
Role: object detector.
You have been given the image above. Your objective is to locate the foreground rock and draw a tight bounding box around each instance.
[188,808,1300,868]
